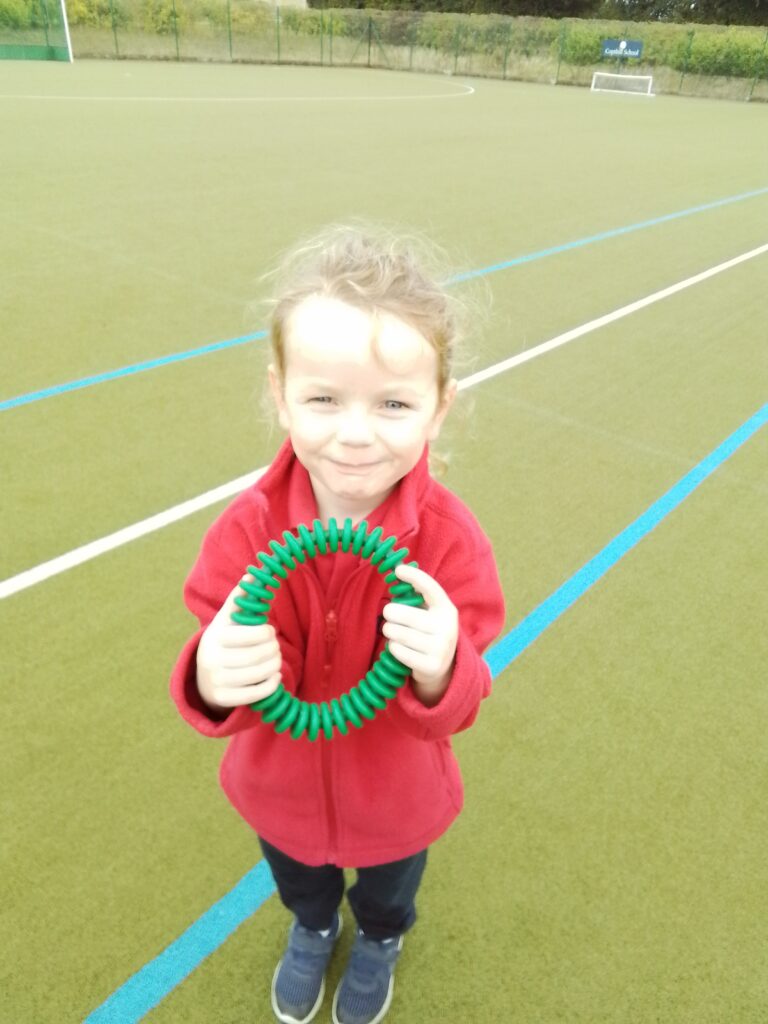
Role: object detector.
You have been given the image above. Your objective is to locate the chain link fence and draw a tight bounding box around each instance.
[3,1,767,101]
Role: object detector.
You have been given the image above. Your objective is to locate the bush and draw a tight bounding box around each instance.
[281,7,323,36]
[141,0,185,34]
[560,23,601,62]
[511,17,561,56]
[0,0,72,28]
[0,0,30,28]
[414,11,463,49]
[227,0,273,34]
[686,27,764,75]
[68,0,126,28]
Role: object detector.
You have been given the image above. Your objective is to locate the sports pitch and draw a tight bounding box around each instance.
[1,59,767,1023]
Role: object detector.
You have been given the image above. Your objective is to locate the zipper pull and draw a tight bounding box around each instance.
[325,608,338,650]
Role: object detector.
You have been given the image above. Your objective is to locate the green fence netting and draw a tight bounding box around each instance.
[1,0,71,59]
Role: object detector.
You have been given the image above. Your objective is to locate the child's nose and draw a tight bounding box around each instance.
[336,408,375,445]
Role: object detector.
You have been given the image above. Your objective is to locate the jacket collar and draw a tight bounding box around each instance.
[257,438,430,544]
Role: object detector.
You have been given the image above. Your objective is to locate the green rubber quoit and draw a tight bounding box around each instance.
[231,517,425,741]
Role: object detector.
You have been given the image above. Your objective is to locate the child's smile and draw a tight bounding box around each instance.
[175,227,505,1008]
[269,295,456,523]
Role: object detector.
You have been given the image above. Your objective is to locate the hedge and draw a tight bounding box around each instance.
[4,0,767,82]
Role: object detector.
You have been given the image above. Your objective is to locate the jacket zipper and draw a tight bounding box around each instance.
[321,607,339,859]
[314,538,415,860]
[323,609,338,684]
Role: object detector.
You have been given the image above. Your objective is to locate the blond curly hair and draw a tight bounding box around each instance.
[267,223,461,400]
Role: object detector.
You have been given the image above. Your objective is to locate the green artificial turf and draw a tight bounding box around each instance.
[1,60,766,1023]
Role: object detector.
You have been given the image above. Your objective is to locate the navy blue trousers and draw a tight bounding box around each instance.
[259,837,428,940]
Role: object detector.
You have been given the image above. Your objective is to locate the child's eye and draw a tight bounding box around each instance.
[382,400,409,411]
[308,396,334,405]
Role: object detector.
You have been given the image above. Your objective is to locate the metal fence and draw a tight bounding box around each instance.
[3,2,768,102]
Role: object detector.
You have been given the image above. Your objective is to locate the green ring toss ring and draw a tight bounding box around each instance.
[230,517,425,741]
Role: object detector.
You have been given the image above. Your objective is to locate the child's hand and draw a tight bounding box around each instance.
[382,564,459,707]
[196,580,282,712]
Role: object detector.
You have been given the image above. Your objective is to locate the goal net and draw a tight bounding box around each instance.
[591,72,654,97]
[0,0,73,62]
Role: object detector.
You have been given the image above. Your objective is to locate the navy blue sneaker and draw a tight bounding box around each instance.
[331,930,404,1024]
[271,913,343,1024]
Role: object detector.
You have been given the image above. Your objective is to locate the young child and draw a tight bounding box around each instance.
[170,226,505,1024]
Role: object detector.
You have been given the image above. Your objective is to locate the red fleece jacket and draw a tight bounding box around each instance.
[170,440,505,868]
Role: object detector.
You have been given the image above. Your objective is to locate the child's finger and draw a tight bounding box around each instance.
[386,641,436,679]
[217,621,276,648]
[392,563,450,609]
[382,601,432,631]
[381,620,433,654]
[217,578,271,623]
[213,674,282,708]
[217,653,282,687]
[217,640,281,669]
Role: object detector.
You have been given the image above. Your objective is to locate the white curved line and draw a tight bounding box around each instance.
[0,84,475,103]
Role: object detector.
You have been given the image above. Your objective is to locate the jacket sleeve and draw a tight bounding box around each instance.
[169,525,304,740]
[389,531,505,742]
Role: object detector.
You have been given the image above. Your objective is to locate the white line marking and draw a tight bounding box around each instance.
[0,469,267,600]
[2,242,765,600]
[0,85,475,103]
[457,242,768,391]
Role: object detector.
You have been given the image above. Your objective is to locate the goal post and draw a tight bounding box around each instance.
[0,0,73,62]
[591,71,654,97]
[58,0,73,62]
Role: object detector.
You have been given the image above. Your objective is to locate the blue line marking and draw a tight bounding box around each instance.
[448,186,768,283]
[484,401,768,676]
[82,860,277,1024]
[5,185,767,414]
[81,401,766,1023]
[0,331,266,413]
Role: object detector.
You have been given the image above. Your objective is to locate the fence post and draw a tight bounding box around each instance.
[276,5,280,64]
[555,19,567,84]
[329,13,333,66]
[171,0,180,60]
[502,20,512,80]
[107,0,120,56]
[320,8,324,65]
[367,16,372,67]
[453,22,461,74]
[225,0,232,61]
[369,17,390,68]
[747,28,768,101]
[678,29,694,94]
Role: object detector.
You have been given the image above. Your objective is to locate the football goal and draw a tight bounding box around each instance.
[0,0,73,62]
[591,72,654,97]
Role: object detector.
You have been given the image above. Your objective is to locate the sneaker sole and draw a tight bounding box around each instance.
[271,916,343,1024]
[271,963,325,1024]
[330,935,403,1024]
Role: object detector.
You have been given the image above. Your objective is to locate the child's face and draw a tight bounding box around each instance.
[270,295,456,521]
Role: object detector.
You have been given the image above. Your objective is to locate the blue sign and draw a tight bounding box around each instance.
[601,38,643,59]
